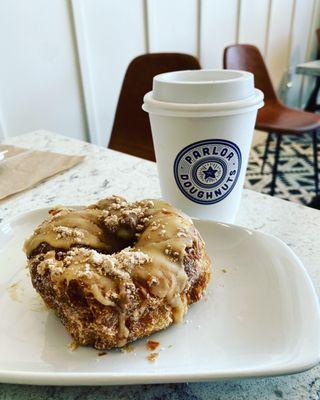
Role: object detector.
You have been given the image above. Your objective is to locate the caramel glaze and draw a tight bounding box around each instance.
[24,196,211,348]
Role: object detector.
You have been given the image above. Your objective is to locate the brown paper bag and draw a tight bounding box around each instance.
[0,144,85,200]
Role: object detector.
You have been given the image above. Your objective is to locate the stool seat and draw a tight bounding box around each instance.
[223,44,320,197]
[257,101,320,134]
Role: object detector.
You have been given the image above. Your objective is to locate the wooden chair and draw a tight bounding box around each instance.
[224,44,320,196]
[108,53,201,161]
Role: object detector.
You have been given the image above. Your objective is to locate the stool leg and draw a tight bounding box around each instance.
[313,130,319,195]
[261,132,273,174]
[305,77,320,112]
[270,134,282,196]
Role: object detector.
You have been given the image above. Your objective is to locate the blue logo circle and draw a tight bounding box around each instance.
[173,139,242,205]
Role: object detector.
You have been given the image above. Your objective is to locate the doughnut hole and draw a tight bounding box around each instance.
[115,226,136,245]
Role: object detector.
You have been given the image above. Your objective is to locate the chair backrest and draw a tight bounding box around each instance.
[108,53,201,161]
[223,44,278,104]
[317,28,320,59]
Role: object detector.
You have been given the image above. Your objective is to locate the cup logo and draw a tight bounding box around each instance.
[173,139,242,205]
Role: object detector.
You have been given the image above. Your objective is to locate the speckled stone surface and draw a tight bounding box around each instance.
[0,130,319,400]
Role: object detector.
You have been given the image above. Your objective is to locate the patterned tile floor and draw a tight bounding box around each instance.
[246,133,317,205]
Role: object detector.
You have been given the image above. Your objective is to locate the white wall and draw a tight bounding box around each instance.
[0,0,319,144]
[0,0,88,142]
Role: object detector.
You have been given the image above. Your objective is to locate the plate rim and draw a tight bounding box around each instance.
[0,359,319,386]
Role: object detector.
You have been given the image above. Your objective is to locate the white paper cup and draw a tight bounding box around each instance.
[142,69,264,223]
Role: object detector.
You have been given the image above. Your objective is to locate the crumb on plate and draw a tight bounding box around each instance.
[146,340,160,351]
[68,341,79,351]
[147,352,159,362]
[121,344,135,353]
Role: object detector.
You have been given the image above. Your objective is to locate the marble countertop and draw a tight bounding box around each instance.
[1,130,320,400]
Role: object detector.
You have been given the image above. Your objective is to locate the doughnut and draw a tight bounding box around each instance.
[24,196,212,350]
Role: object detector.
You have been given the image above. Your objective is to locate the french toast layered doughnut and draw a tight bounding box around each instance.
[24,196,211,350]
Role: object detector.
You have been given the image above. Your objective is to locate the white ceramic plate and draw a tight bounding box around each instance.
[0,207,319,385]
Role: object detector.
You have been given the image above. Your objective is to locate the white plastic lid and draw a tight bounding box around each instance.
[143,69,264,117]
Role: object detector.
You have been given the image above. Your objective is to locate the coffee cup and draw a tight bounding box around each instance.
[142,69,264,223]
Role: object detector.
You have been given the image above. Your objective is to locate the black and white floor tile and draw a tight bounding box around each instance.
[245,134,317,205]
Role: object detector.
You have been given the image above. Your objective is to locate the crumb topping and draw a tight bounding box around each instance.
[53,226,85,241]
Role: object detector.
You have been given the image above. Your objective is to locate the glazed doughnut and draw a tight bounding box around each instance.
[24,196,211,349]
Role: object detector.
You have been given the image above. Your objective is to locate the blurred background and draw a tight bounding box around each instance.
[1,0,320,205]
[0,0,319,145]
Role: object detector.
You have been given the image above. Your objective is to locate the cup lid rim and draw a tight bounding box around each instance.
[143,88,264,117]
[154,69,253,86]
